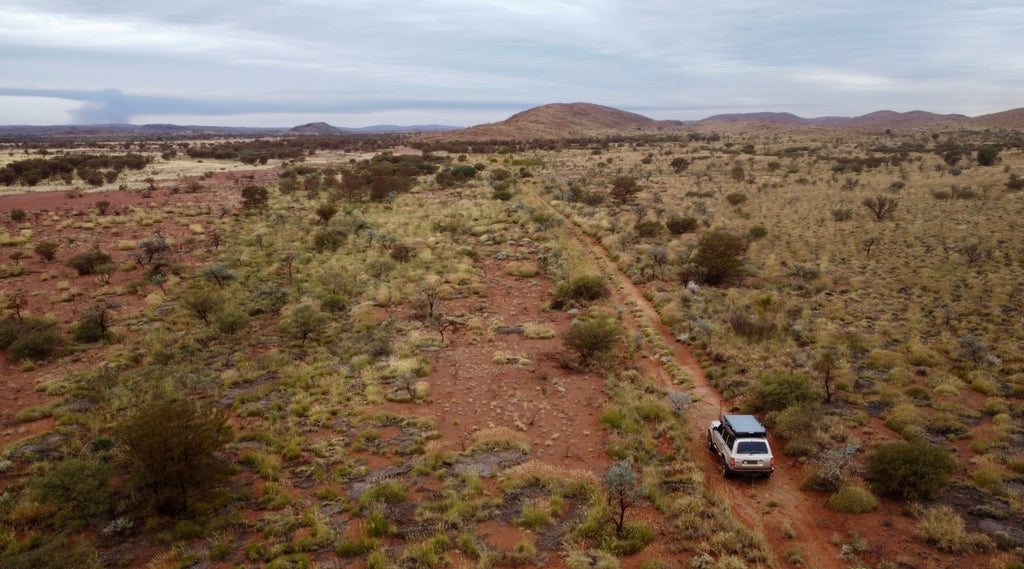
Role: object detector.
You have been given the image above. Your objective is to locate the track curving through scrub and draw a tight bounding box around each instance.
[560,219,843,569]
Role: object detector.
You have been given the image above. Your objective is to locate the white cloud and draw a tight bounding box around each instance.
[1,0,1023,125]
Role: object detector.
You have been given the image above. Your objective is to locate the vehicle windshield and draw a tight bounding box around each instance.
[737,441,769,454]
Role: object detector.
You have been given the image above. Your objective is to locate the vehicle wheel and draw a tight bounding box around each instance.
[720,459,732,479]
[707,434,716,453]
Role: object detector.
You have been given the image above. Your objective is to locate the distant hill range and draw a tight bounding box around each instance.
[433,103,1024,140]
[2,103,1022,141]
[287,122,458,135]
[433,103,685,141]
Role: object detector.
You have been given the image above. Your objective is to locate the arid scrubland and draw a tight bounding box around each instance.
[0,127,1023,569]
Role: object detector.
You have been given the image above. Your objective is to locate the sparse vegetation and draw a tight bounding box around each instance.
[1,123,1022,568]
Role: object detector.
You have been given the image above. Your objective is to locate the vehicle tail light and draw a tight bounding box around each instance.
[730,458,735,467]
[770,457,775,467]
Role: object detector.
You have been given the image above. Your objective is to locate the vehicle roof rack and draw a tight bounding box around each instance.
[722,414,767,437]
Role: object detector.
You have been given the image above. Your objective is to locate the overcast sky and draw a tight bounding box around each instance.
[1,0,1022,127]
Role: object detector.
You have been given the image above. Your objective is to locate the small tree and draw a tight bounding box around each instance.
[960,242,987,268]
[281,303,329,345]
[610,176,641,205]
[116,397,233,514]
[604,459,642,537]
[202,263,235,287]
[2,289,27,320]
[862,195,899,221]
[670,157,690,173]
[861,236,880,258]
[72,301,117,343]
[812,348,841,404]
[315,202,339,224]
[133,235,169,267]
[563,316,620,370]
[690,230,747,286]
[241,184,269,211]
[34,240,59,262]
[976,144,999,166]
[180,287,222,323]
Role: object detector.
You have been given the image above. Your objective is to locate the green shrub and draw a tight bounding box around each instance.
[65,250,112,276]
[553,274,609,308]
[865,441,956,500]
[312,229,346,253]
[827,486,878,514]
[214,306,250,335]
[634,219,665,238]
[690,229,747,286]
[745,372,821,415]
[10,208,27,222]
[725,192,748,206]
[30,457,114,522]
[115,397,234,514]
[563,316,621,369]
[8,327,65,362]
[33,241,59,261]
[665,215,698,235]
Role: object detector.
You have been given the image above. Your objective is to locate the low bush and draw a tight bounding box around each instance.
[914,505,994,553]
[744,372,821,415]
[665,214,698,235]
[866,441,956,500]
[634,219,665,239]
[728,312,777,342]
[553,274,609,309]
[0,317,65,362]
[33,241,59,261]
[65,250,112,276]
[827,486,878,514]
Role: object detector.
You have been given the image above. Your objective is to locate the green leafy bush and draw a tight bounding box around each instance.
[665,214,698,235]
[633,219,665,238]
[690,230,746,286]
[866,441,956,500]
[553,274,609,309]
[33,241,59,262]
[65,250,112,276]
[115,397,233,514]
[0,317,65,362]
[745,372,821,415]
[563,316,621,369]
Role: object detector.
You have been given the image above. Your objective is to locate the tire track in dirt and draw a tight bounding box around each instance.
[560,220,840,569]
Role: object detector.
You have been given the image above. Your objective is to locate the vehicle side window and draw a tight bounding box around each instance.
[723,431,735,449]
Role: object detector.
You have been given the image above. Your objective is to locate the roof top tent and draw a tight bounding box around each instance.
[722,414,768,437]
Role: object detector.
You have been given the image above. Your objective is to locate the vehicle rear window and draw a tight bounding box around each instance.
[737,441,769,454]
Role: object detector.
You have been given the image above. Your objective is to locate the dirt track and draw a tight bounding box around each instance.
[560,217,841,569]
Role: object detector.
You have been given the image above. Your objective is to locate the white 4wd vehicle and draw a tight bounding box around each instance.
[707,414,774,478]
